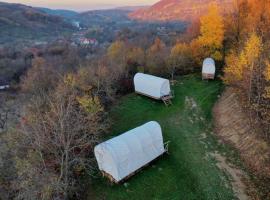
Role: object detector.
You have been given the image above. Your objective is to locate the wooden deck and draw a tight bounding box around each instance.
[101,147,170,184]
[135,91,174,106]
[202,73,215,80]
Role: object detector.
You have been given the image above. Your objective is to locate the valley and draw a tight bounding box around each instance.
[0,0,270,199]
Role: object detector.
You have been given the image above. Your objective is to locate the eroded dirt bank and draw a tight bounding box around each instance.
[213,87,270,199]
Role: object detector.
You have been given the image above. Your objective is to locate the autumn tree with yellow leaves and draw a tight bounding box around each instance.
[222,0,270,142]
[107,40,145,78]
[167,43,193,80]
[107,40,128,76]
[224,33,262,102]
[191,3,225,64]
[146,37,169,75]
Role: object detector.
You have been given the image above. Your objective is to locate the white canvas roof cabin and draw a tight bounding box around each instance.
[202,58,216,80]
[0,85,9,90]
[134,73,171,99]
[94,121,165,183]
[134,73,173,105]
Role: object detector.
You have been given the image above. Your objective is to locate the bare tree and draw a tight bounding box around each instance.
[12,77,108,199]
[0,94,10,132]
[0,109,8,131]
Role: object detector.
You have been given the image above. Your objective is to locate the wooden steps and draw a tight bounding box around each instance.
[161,95,173,106]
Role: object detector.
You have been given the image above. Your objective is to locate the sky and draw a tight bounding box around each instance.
[2,0,159,11]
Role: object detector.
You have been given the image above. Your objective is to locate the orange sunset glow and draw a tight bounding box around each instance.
[1,0,159,10]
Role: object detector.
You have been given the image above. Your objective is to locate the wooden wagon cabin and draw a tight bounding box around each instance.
[134,73,173,105]
[202,58,216,80]
[94,121,166,183]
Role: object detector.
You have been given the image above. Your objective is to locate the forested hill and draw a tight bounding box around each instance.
[77,9,131,26]
[0,2,75,44]
[37,7,78,19]
[129,0,233,21]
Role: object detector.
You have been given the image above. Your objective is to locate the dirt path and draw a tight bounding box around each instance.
[187,95,250,200]
[211,152,249,200]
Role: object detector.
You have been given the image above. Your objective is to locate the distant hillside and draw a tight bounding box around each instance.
[129,0,233,22]
[78,9,131,26]
[0,2,75,44]
[37,7,78,19]
[115,6,149,11]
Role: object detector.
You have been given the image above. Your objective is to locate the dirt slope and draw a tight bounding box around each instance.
[213,87,270,199]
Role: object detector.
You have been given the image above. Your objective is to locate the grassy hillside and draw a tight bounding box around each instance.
[88,74,239,200]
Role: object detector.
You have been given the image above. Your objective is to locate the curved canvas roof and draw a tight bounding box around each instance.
[134,73,171,99]
[94,121,165,182]
[202,58,216,74]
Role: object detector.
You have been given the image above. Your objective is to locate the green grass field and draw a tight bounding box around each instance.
[88,74,237,200]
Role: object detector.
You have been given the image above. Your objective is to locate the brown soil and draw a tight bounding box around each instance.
[211,152,250,200]
[213,87,270,199]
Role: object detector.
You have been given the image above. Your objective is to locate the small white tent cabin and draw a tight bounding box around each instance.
[202,58,216,80]
[134,73,171,100]
[94,121,165,183]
